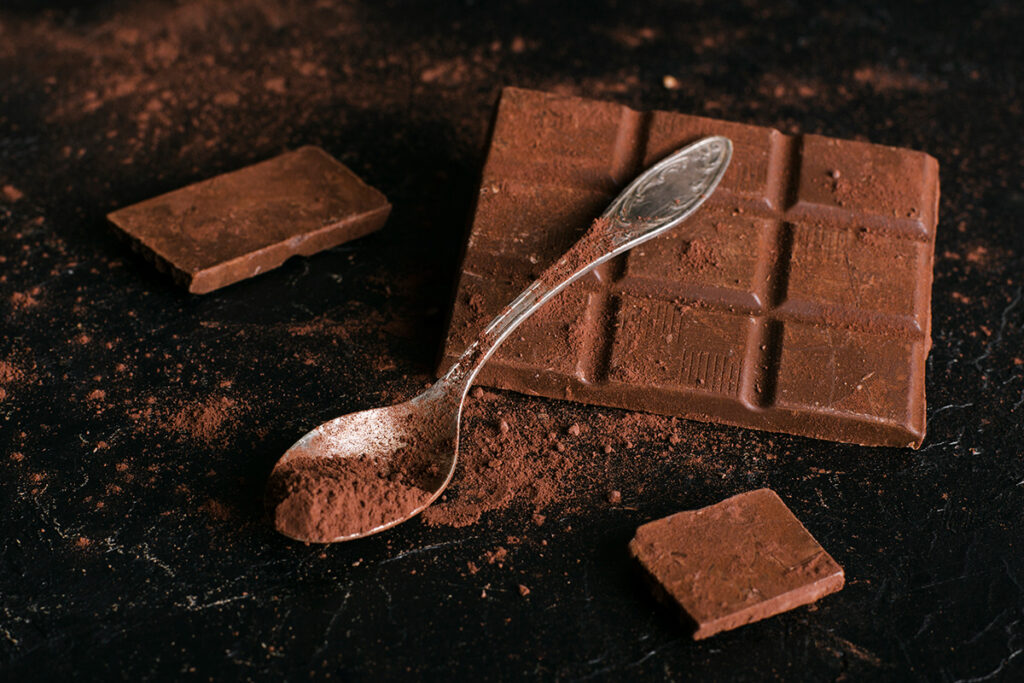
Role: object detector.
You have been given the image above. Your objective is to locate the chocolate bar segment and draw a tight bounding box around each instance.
[441,87,939,447]
[108,146,390,294]
[629,489,845,639]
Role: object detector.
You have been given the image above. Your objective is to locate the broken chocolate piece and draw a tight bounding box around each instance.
[629,488,844,639]
[108,146,390,294]
[440,87,940,447]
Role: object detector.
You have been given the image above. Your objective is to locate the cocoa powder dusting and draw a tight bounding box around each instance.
[421,389,733,528]
[536,217,615,289]
[169,396,238,443]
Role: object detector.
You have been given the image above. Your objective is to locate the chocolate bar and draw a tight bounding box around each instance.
[629,488,845,639]
[109,146,390,294]
[440,87,939,447]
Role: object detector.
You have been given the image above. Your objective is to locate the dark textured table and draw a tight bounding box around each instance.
[2,1,1022,680]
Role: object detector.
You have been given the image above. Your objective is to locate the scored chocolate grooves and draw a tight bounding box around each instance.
[581,107,651,385]
[440,87,939,447]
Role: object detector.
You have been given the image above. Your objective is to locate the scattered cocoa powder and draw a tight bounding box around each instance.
[2,184,23,202]
[9,291,39,310]
[199,498,233,521]
[483,546,508,566]
[417,390,730,529]
[167,396,239,443]
[0,362,24,383]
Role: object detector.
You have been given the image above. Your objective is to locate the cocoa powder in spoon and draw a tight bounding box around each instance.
[268,455,433,543]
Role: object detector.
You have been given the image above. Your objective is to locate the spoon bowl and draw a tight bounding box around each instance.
[270,388,460,542]
[267,136,733,543]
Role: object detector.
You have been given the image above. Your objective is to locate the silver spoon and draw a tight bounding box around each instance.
[267,136,733,543]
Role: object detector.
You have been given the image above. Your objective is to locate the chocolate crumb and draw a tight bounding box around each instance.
[2,185,24,202]
[484,547,508,566]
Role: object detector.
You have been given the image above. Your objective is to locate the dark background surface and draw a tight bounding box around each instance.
[1,1,1022,680]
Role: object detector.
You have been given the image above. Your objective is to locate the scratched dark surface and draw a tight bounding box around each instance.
[1,1,1022,680]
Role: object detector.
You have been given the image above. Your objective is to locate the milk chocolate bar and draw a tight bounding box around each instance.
[109,146,390,294]
[440,87,939,447]
[629,489,845,639]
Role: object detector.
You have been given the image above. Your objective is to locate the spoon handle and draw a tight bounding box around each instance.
[437,135,732,398]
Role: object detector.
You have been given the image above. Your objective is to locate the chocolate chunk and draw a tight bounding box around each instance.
[108,146,390,294]
[440,87,940,447]
[629,488,844,639]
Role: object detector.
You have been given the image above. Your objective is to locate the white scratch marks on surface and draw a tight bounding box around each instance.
[966,609,1010,645]
[954,647,1022,683]
[98,536,175,577]
[574,637,684,681]
[178,593,252,611]
[313,584,353,661]
[972,283,1022,375]
[380,537,477,564]
[929,402,974,418]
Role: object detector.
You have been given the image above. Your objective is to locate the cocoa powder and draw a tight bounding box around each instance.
[421,389,733,528]
[268,455,433,543]
[266,401,455,541]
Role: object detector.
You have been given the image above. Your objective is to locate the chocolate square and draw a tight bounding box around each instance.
[629,489,845,639]
[108,146,390,294]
